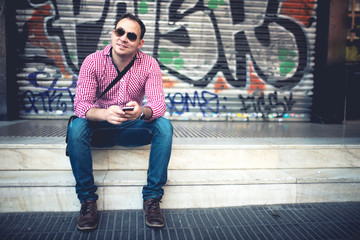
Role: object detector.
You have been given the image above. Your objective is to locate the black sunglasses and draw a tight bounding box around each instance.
[114,27,138,42]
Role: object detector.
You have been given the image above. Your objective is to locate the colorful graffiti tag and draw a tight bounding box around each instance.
[15,0,316,121]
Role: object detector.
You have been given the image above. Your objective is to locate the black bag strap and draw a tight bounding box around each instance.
[94,56,136,103]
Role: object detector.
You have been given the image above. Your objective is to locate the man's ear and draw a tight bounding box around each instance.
[137,39,144,50]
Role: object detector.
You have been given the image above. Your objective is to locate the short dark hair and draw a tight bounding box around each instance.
[115,13,146,40]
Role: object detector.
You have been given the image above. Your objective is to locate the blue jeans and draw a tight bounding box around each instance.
[67,117,173,203]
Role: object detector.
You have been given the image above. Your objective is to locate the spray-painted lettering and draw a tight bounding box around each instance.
[14,0,316,121]
[166,91,219,116]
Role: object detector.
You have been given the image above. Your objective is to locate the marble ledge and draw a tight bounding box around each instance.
[1,169,360,188]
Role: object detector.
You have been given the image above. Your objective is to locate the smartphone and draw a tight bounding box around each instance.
[122,106,134,111]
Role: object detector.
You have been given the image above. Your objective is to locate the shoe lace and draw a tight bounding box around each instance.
[80,201,96,216]
[148,198,161,214]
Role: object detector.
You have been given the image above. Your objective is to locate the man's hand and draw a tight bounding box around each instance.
[104,101,143,124]
[86,105,128,125]
[122,101,143,121]
[105,105,129,125]
[85,102,146,124]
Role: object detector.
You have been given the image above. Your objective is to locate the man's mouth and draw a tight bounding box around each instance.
[117,43,128,49]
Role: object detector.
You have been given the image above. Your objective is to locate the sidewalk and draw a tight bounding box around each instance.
[1,202,359,240]
[0,120,360,239]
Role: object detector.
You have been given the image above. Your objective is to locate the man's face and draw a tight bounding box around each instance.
[111,18,144,58]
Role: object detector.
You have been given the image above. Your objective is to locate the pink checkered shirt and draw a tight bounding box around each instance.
[74,45,166,122]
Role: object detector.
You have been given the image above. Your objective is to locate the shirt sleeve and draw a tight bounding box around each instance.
[74,55,99,119]
[144,59,166,122]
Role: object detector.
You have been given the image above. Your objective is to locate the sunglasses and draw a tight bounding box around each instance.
[114,27,138,42]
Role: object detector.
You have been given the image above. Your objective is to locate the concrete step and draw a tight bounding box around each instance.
[1,168,360,212]
[1,139,360,170]
[1,121,360,213]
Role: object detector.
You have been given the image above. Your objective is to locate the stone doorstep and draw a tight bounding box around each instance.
[2,183,360,212]
[1,136,360,172]
[1,145,360,171]
[1,169,360,188]
[1,168,360,212]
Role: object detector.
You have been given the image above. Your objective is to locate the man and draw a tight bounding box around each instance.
[67,13,173,231]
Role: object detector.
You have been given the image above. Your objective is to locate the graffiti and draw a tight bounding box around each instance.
[238,91,296,119]
[159,48,184,70]
[27,69,76,90]
[14,0,316,121]
[22,4,73,78]
[166,90,296,120]
[22,90,75,114]
[157,0,310,89]
[166,90,219,116]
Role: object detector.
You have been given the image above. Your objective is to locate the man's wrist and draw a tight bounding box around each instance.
[138,107,153,120]
[138,107,145,120]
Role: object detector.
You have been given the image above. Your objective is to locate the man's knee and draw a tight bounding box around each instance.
[153,117,173,139]
[68,118,91,142]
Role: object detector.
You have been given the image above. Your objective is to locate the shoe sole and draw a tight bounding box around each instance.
[77,223,98,231]
[145,220,164,228]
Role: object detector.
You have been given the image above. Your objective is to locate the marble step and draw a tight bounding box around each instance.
[1,168,360,212]
[1,140,360,171]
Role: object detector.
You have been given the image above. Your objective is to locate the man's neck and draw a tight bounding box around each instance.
[111,49,137,72]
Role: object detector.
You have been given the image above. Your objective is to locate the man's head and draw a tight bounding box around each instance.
[114,13,146,40]
[111,13,146,59]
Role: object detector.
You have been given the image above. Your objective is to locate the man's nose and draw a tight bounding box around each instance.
[119,34,128,42]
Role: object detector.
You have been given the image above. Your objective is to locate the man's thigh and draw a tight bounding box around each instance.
[91,119,152,147]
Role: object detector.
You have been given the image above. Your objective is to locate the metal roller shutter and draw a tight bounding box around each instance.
[14,0,317,121]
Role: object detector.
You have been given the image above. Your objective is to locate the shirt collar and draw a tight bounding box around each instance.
[108,46,138,74]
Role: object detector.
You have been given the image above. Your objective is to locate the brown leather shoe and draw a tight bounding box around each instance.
[143,198,165,228]
[77,200,98,231]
